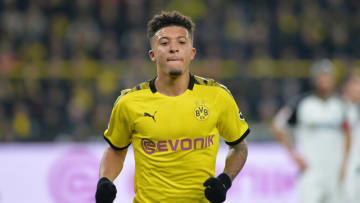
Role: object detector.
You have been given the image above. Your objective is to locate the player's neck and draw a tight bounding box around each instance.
[315,90,332,100]
[155,72,190,96]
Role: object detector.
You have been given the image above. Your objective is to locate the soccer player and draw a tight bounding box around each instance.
[95,11,250,203]
[271,59,351,203]
[342,73,360,203]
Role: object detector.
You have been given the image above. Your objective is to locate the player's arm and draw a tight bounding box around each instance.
[204,87,249,203]
[96,147,127,203]
[339,120,351,183]
[204,139,248,203]
[223,140,248,181]
[99,146,128,181]
[271,106,307,172]
[96,93,132,203]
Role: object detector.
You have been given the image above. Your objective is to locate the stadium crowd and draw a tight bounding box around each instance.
[0,0,360,141]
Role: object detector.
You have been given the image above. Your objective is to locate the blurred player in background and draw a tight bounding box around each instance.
[271,59,351,203]
[342,72,360,203]
[95,11,250,203]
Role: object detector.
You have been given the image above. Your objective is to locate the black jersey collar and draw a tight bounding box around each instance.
[149,74,197,93]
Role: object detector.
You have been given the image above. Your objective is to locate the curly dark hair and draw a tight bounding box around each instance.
[147,11,195,42]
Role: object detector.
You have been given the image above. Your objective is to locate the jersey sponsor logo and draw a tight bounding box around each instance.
[194,101,209,121]
[141,136,215,154]
[144,111,157,122]
[141,138,156,154]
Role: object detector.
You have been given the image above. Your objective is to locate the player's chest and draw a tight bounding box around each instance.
[130,97,218,140]
[299,99,344,126]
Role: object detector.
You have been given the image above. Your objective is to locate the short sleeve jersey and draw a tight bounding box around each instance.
[274,93,348,168]
[104,75,250,203]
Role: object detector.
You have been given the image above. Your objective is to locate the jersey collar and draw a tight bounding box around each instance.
[149,74,197,93]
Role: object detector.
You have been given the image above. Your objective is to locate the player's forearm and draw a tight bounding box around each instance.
[99,146,127,181]
[342,132,351,166]
[271,123,294,153]
[223,140,248,181]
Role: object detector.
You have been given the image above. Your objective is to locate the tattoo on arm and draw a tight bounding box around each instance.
[223,140,248,181]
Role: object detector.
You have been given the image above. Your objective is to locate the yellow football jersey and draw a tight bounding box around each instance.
[104,75,250,203]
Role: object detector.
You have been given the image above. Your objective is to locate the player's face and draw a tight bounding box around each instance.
[149,26,196,77]
[315,72,334,95]
[346,76,360,103]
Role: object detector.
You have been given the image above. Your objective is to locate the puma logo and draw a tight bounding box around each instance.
[144,111,157,122]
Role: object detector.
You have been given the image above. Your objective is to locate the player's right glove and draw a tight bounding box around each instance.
[95,177,117,203]
[203,173,232,203]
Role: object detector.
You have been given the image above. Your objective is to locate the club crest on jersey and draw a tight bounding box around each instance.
[194,101,209,121]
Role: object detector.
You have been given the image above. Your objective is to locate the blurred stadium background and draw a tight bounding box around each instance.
[0,0,359,202]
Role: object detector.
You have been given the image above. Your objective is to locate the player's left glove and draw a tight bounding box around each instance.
[203,173,232,203]
[95,177,117,203]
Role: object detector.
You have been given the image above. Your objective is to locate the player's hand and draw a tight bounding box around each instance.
[290,151,307,173]
[338,162,347,185]
[203,173,232,203]
[95,177,117,203]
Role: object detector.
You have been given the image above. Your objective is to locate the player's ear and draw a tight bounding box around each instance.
[190,47,196,60]
[148,50,156,62]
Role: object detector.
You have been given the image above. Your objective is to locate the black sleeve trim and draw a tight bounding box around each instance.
[287,92,309,126]
[225,129,250,146]
[103,136,131,150]
[287,107,298,126]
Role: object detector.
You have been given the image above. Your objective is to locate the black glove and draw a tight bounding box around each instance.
[95,177,117,203]
[203,173,232,203]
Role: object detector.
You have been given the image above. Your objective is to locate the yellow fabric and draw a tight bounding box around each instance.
[104,75,249,202]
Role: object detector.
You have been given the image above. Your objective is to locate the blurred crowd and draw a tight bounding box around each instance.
[1,0,360,142]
